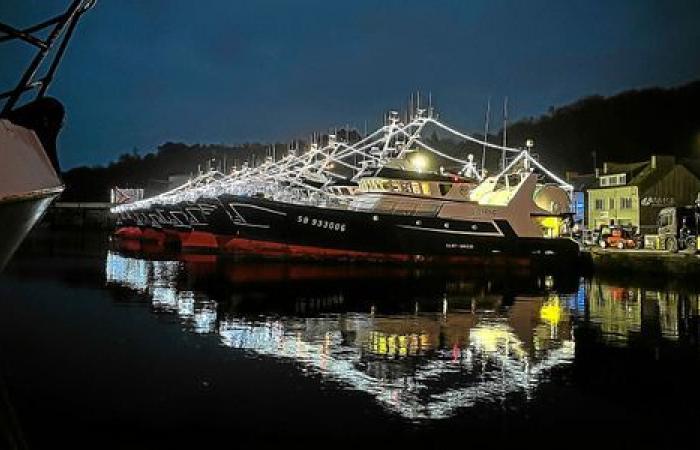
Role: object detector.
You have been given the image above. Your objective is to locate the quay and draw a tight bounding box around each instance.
[43,202,116,229]
[583,246,700,277]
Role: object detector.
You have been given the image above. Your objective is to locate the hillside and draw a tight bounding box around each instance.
[61,80,700,201]
[499,80,700,174]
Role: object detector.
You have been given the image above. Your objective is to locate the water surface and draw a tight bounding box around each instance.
[0,232,698,447]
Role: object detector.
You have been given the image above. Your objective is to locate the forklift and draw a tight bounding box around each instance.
[657,203,699,252]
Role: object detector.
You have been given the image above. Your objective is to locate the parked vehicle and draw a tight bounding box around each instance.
[580,229,599,247]
[598,226,641,249]
[657,206,698,252]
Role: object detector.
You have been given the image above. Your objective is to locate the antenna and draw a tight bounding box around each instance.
[502,96,508,170]
[481,97,491,177]
[429,91,433,118]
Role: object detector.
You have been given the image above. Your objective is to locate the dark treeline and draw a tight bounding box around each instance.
[498,80,700,175]
[62,80,700,202]
[61,129,362,201]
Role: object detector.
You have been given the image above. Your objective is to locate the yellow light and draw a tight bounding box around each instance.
[411,154,428,172]
[539,216,562,238]
[540,298,562,325]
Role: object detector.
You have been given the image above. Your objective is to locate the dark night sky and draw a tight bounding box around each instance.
[2,0,700,169]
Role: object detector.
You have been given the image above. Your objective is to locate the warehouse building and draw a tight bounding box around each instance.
[587,155,700,234]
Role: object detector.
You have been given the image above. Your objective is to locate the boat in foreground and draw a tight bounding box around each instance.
[0,0,95,270]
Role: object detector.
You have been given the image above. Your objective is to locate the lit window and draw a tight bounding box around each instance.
[439,183,452,196]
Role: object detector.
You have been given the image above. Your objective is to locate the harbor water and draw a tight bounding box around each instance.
[0,231,699,447]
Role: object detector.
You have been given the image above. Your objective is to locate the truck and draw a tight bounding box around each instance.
[657,206,698,252]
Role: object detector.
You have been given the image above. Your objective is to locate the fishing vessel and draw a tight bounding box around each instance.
[0,0,95,270]
[113,108,580,263]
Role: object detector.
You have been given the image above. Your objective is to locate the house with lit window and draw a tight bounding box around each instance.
[587,155,700,234]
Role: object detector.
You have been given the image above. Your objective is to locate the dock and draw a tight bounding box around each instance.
[42,202,116,229]
[584,247,700,276]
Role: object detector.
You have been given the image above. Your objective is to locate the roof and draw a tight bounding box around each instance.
[566,173,597,191]
[626,162,671,192]
[590,155,698,192]
[679,158,700,180]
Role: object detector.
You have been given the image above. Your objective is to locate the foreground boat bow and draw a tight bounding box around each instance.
[0,1,95,270]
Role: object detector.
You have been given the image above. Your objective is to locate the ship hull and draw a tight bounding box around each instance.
[0,191,60,270]
[116,194,580,263]
[191,194,578,262]
[215,196,578,261]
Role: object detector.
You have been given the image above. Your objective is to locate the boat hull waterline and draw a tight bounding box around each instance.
[114,195,579,264]
[0,190,61,270]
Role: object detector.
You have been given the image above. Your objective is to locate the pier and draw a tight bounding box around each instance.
[43,202,116,229]
[584,247,700,277]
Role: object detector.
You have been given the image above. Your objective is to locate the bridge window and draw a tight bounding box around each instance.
[439,183,452,196]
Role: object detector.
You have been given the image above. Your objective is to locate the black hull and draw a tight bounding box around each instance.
[187,194,580,261]
[0,193,58,270]
[116,194,580,262]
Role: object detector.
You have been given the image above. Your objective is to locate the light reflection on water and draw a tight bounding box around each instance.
[104,250,700,420]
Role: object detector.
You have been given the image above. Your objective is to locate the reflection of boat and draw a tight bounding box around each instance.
[0,1,95,270]
[104,250,577,419]
[113,110,580,264]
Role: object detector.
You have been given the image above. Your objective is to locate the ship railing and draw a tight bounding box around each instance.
[114,113,574,213]
[0,0,97,115]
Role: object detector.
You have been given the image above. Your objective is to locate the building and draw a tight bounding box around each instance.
[587,155,700,233]
[565,172,597,226]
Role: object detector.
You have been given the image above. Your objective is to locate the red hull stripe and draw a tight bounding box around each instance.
[114,228,531,265]
[114,227,142,239]
[178,230,219,249]
[221,236,411,262]
[141,228,166,243]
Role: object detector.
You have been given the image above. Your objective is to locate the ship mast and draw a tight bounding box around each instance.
[481,97,491,178]
[501,96,508,170]
[0,0,97,115]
